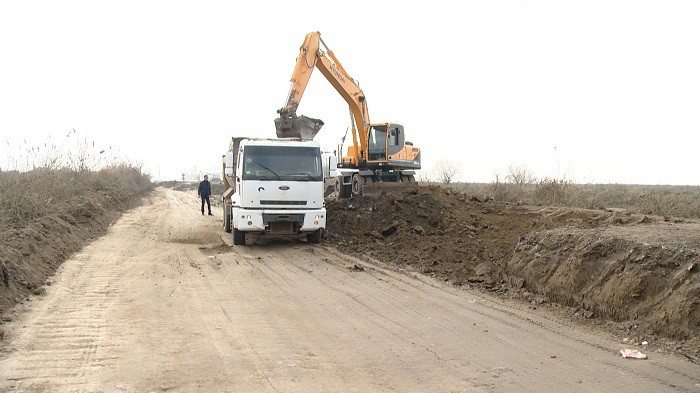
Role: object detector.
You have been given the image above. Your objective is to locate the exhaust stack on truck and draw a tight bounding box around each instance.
[222,137,326,245]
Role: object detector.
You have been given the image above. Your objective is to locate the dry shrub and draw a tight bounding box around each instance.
[0,165,151,230]
[534,177,572,205]
[434,159,460,184]
[489,165,537,203]
[489,172,517,202]
[505,164,536,186]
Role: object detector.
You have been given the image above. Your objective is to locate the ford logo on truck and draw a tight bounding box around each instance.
[279,186,290,190]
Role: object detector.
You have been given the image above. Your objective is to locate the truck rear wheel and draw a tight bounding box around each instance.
[307,229,321,244]
[233,228,246,245]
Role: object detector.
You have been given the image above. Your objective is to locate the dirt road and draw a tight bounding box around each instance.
[1,188,698,392]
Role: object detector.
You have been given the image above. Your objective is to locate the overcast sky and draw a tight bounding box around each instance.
[1,0,698,185]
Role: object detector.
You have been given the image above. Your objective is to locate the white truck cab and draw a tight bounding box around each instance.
[222,138,326,245]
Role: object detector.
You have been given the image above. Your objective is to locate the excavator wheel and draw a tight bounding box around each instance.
[351,174,364,196]
[336,176,352,198]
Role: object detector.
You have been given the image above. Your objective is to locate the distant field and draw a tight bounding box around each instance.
[446,182,700,219]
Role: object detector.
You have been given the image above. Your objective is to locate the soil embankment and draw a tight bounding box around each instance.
[0,167,151,315]
[324,186,699,345]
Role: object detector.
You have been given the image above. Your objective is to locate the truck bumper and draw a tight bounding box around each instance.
[232,208,326,233]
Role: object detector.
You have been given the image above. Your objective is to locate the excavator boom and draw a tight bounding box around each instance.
[276,32,421,197]
[276,32,368,161]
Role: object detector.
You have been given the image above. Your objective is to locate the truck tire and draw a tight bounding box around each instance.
[336,176,352,199]
[224,211,232,233]
[307,229,321,244]
[223,202,232,233]
[233,228,246,245]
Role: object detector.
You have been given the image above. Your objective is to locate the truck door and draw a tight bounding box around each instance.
[367,125,388,163]
[387,124,404,158]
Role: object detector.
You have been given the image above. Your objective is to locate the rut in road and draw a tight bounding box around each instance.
[0,188,698,392]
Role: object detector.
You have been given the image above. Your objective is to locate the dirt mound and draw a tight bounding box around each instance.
[324,185,698,341]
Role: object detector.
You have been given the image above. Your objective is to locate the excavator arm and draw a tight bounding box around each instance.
[276,32,369,165]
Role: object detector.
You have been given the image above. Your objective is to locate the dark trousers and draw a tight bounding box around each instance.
[200,195,211,214]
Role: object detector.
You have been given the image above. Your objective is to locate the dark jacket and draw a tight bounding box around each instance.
[198,180,211,197]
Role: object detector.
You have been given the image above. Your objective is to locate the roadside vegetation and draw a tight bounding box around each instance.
[0,133,152,315]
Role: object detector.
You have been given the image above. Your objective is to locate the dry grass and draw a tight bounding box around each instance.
[0,165,151,230]
[1,132,152,231]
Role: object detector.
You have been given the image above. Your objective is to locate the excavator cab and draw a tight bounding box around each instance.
[366,123,412,165]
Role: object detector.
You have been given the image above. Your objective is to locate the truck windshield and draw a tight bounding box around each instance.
[242,146,323,181]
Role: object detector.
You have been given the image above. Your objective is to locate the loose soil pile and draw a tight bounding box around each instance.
[0,167,151,315]
[324,185,699,343]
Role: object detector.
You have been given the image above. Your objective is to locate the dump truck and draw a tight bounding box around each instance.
[275,31,421,197]
[222,137,326,245]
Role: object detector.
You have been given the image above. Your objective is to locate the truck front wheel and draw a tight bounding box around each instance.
[307,229,322,244]
[224,206,232,233]
[233,228,246,245]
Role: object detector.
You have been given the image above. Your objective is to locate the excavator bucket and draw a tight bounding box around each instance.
[361,181,419,196]
[275,114,324,141]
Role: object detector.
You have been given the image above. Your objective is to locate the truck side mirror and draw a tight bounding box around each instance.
[225,151,234,168]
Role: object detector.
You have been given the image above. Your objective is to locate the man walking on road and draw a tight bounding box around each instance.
[198,175,213,216]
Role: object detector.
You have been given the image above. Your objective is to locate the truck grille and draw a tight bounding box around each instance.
[260,200,307,206]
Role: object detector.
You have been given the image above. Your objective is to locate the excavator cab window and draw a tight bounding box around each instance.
[368,125,388,161]
[387,125,405,157]
[388,128,399,146]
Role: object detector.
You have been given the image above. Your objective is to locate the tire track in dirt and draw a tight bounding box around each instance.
[0,224,134,391]
[316,248,699,390]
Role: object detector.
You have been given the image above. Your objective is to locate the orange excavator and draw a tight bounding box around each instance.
[275,31,421,197]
